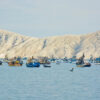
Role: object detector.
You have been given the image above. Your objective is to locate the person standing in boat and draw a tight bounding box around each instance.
[80,53,85,64]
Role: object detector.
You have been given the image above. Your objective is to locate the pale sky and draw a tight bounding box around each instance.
[0,0,100,37]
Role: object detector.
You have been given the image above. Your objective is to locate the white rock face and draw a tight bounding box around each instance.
[0,30,100,59]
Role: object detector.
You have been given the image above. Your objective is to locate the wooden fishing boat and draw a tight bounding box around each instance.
[8,61,23,66]
[76,54,91,67]
[76,63,91,67]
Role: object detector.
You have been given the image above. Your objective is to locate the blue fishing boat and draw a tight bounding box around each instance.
[26,62,33,67]
[26,62,40,67]
[94,58,100,64]
[33,62,40,67]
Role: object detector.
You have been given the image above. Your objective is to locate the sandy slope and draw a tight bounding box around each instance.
[0,30,100,58]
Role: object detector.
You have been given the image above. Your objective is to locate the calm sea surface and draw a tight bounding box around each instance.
[0,63,100,100]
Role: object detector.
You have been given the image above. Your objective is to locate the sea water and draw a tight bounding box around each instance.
[0,63,100,100]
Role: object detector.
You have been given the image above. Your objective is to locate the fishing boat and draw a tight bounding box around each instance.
[76,62,91,67]
[38,57,50,64]
[26,62,34,67]
[89,55,93,63]
[33,62,40,67]
[43,64,51,67]
[69,56,77,63]
[8,60,23,66]
[26,61,40,67]
[83,62,91,67]
[76,54,91,67]
[26,58,33,67]
[8,57,23,66]
[56,60,61,64]
[0,61,2,65]
[94,58,100,65]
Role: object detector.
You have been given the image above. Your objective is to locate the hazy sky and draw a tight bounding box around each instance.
[0,0,100,37]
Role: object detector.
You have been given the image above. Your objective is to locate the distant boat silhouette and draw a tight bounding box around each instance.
[70,68,74,72]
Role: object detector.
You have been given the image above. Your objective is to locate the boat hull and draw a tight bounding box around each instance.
[0,61,2,65]
[76,64,84,67]
[43,64,51,67]
[8,63,22,66]
[76,64,91,67]
[26,63,34,67]
[26,62,40,67]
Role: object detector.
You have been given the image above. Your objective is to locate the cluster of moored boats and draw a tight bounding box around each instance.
[0,57,51,67]
[0,54,100,67]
